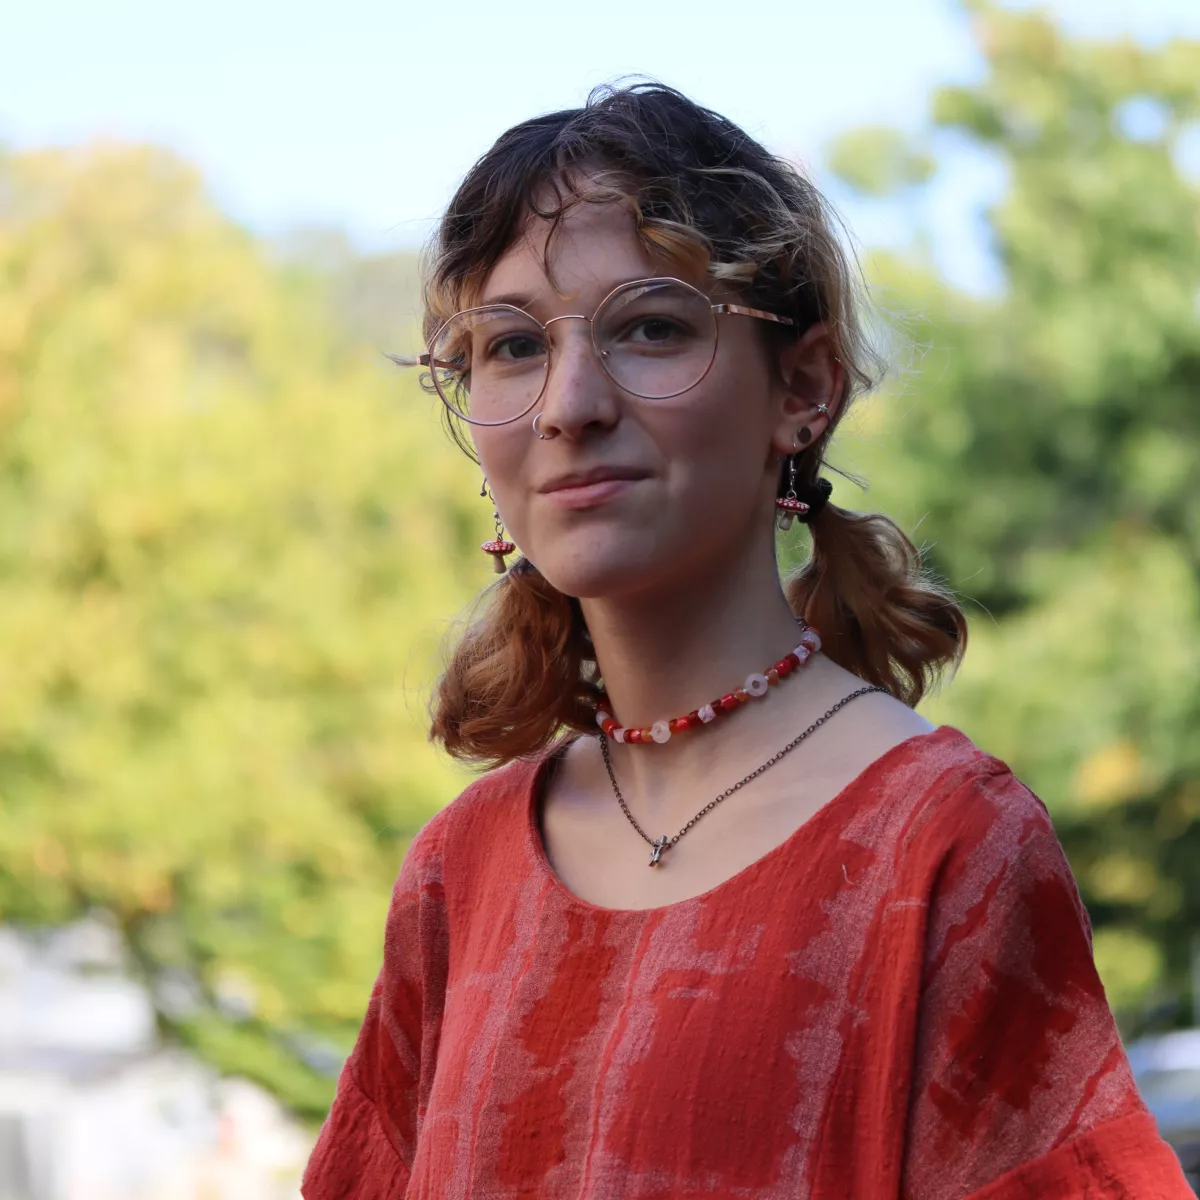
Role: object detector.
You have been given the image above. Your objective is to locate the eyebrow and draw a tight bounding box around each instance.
[477,291,538,310]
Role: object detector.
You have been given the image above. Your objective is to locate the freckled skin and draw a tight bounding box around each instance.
[471,200,804,606]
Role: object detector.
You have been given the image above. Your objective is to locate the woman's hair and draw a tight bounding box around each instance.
[423,82,967,768]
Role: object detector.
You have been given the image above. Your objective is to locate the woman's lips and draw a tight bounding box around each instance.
[540,477,643,510]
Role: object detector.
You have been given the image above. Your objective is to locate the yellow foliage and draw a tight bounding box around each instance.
[1091,927,1164,1014]
[0,140,482,1113]
[1072,740,1149,811]
[1086,853,1158,906]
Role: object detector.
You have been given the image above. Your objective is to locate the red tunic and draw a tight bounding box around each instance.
[303,726,1191,1198]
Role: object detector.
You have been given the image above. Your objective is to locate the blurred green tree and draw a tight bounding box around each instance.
[0,142,483,1116]
[827,2,1200,1022]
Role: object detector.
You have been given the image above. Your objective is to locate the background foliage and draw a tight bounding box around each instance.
[0,144,479,1115]
[827,1,1200,1019]
[0,2,1197,1116]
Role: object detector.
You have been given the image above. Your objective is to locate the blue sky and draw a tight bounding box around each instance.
[4,0,1199,294]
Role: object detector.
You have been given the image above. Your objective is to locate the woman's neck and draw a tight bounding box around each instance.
[578,538,826,799]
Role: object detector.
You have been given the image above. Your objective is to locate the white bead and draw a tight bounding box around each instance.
[792,645,811,665]
[745,673,770,697]
[613,728,625,744]
[595,710,611,728]
[650,721,671,744]
[800,627,821,653]
[698,704,716,724]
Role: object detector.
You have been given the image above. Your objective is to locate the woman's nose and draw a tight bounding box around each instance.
[534,319,622,439]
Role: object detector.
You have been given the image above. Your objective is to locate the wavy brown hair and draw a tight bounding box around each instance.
[420,83,966,768]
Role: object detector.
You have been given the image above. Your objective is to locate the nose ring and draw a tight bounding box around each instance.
[532,412,554,440]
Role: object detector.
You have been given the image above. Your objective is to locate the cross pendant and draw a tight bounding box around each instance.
[648,835,669,868]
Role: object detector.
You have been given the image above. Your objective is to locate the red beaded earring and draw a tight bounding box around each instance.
[479,478,516,572]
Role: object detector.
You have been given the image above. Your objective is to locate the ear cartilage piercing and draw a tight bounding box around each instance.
[815,403,829,417]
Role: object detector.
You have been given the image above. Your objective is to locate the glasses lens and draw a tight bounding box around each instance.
[429,306,547,424]
[594,280,716,399]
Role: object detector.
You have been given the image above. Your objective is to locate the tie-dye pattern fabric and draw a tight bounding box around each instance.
[303,726,1190,1198]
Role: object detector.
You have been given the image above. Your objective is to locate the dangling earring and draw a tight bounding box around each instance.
[775,440,810,530]
[479,478,516,573]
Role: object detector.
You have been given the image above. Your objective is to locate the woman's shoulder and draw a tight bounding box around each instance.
[394,747,554,893]
[891,725,1072,900]
[908,726,1053,834]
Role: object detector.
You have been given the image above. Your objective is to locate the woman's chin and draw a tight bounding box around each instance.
[530,537,679,601]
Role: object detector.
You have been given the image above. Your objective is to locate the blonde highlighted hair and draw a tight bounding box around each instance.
[419,83,966,768]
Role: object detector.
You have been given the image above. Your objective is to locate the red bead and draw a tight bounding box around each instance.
[602,719,617,735]
[787,652,801,669]
[775,658,793,677]
[626,728,641,743]
[687,710,701,725]
[721,693,739,710]
[669,717,689,734]
[734,688,750,703]
[767,668,780,686]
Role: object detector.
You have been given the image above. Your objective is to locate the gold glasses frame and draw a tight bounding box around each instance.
[392,275,796,427]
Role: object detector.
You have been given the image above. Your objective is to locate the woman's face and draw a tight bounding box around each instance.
[471,200,830,601]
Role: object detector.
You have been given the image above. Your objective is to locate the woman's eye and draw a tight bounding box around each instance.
[488,334,544,362]
[625,316,686,344]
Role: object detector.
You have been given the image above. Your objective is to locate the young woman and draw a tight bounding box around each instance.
[303,85,1190,1198]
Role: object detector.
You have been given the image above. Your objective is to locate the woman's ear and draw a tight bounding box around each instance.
[769,322,844,457]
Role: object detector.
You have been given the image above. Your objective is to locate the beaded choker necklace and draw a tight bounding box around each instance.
[594,623,822,746]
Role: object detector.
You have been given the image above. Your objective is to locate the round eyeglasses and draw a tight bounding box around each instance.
[399,276,795,427]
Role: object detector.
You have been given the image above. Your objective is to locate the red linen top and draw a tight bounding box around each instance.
[303,726,1191,1198]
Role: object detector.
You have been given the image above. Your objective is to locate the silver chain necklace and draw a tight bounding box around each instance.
[599,684,889,867]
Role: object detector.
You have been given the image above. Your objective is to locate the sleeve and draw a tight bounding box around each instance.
[302,806,452,1200]
[901,769,1191,1200]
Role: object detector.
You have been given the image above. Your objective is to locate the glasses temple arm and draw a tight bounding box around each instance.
[712,303,795,326]
[383,352,458,369]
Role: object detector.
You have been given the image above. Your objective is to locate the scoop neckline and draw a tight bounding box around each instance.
[523,723,965,917]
